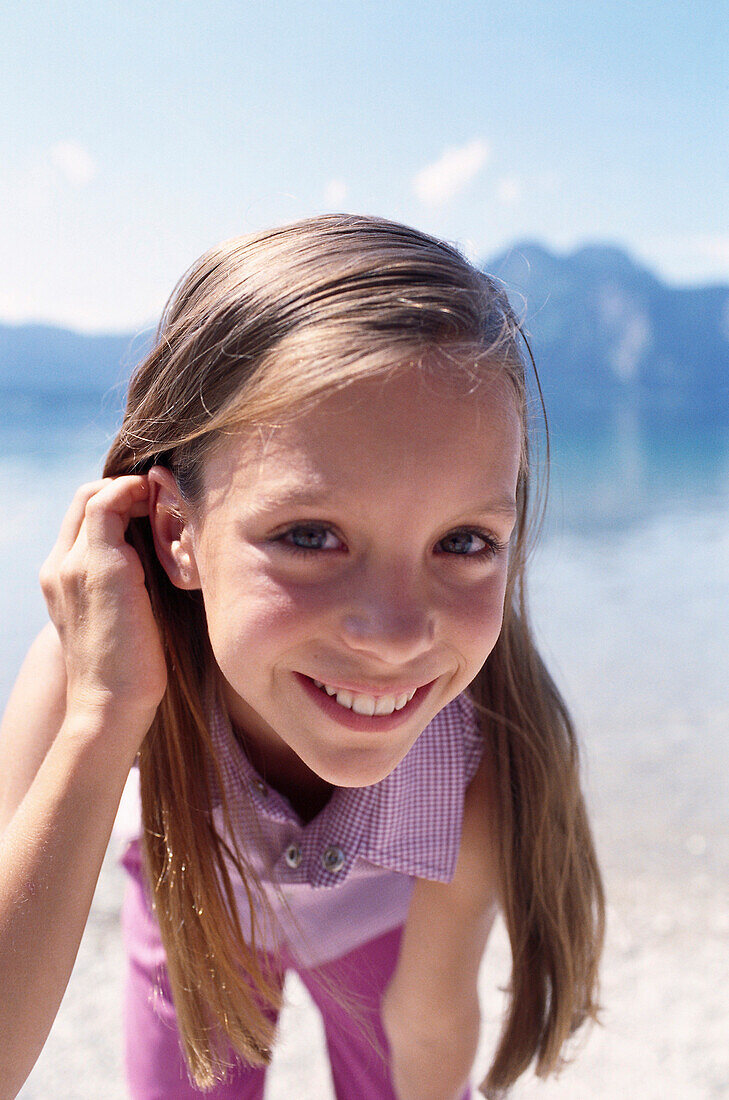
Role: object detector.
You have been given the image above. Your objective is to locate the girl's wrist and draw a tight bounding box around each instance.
[59,699,155,766]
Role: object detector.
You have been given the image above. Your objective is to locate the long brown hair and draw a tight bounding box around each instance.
[104,213,604,1095]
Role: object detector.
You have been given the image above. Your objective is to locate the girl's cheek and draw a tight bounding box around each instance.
[454,568,506,614]
[211,573,318,640]
[456,577,508,644]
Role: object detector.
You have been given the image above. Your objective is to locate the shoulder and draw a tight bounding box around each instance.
[438,687,493,839]
[403,739,499,900]
[420,688,484,781]
[453,688,486,785]
[391,740,500,1016]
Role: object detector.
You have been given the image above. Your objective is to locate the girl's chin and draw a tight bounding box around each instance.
[295,728,420,789]
[308,753,405,789]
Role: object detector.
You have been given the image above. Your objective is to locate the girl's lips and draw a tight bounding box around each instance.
[294,672,436,732]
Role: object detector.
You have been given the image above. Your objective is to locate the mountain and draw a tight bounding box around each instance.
[0,324,151,395]
[487,242,729,424]
[0,245,727,424]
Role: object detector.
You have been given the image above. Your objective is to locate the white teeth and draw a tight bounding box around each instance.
[352,695,377,715]
[310,677,418,716]
[374,695,398,715]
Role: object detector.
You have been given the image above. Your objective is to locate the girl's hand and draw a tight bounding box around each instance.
[39,476,167,742]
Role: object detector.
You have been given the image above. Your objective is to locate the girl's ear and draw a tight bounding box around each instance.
[146,466,202,590]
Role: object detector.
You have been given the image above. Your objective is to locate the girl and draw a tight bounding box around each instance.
[0,214,604,1099]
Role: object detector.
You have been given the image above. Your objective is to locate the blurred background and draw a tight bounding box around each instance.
[2,2,727,1097]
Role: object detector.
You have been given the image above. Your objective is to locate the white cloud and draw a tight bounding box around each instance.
[692,234,729,265]
[50,141,98,186]
[634,234,729,286]
[495,174,522,206]
[324,178,347,206]
[413,138,490,207]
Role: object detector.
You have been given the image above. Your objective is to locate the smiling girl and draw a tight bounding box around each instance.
[0,214,604,1099]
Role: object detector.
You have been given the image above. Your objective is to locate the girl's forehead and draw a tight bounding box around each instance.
[251,364,519,441]
[200,369,522,508]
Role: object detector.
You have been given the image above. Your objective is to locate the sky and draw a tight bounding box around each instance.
[1,0,727,333]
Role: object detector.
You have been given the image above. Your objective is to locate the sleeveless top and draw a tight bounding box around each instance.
[116,689,485,968]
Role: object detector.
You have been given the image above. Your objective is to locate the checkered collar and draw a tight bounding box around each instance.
[209,688,481,888]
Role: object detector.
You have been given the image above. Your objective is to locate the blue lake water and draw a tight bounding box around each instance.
[1,391,727,869]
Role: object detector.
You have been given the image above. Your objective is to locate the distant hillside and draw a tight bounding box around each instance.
[1,245,727,424]
[0,324,151,395]
[488,242,729,423]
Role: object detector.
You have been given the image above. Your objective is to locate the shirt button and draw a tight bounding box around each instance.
[252,779,268,797]
[284,844,302,869]
[322,845,345,873]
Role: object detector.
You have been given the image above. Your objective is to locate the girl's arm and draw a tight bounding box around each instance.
[0,478,166,1098]
[0,644,140,1098]
[382,750,500,1100]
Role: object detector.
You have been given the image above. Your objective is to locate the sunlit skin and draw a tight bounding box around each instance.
[148,363,522,811]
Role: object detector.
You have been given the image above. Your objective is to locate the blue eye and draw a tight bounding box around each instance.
[277,525,341,554]
[274,524,507,561]
[438,529,507,559]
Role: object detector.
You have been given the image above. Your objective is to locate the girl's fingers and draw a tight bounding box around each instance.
[51,476,150,560]
[38,473,168,728]
[81,476,151,550]
[53,479,111,556]
[128,498,153,519]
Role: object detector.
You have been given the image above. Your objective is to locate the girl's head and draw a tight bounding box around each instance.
[107,213,533,786]
[148,365,521,791]
[105,214,602,1097]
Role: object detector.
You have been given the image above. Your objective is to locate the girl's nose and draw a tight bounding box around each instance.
[337,571,436,664]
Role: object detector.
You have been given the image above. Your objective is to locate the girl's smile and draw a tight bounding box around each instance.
[149,362,521,797]
[295,670,438,731]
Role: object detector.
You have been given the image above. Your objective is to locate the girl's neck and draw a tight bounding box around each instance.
[230,717,334,825]
[214,673,334,823]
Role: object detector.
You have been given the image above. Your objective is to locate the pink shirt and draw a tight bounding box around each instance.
[119,689,484,968]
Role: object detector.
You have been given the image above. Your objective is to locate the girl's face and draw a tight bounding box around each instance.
[152,364,521,790]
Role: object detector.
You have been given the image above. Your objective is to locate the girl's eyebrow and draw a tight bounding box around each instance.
[247,486,337,513]
[471,499,518,519]
[249,487,517,520]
